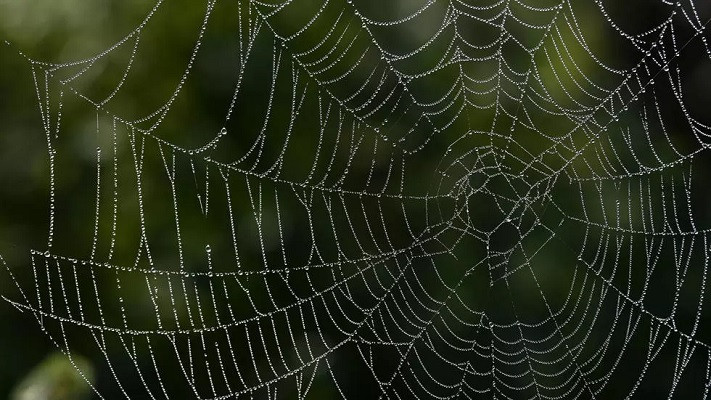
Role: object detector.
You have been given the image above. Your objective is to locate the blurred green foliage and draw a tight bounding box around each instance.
[10,352,94,400]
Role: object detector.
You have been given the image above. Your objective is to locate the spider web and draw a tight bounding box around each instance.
[2,0,711,398]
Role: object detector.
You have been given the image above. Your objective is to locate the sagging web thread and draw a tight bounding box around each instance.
[3,0,711,398]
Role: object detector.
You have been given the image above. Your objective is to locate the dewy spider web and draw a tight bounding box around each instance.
[2,0,711,398]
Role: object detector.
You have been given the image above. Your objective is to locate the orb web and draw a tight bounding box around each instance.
[2,0,711,398]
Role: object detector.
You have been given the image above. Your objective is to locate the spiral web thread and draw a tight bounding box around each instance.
[3,0,711,398]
